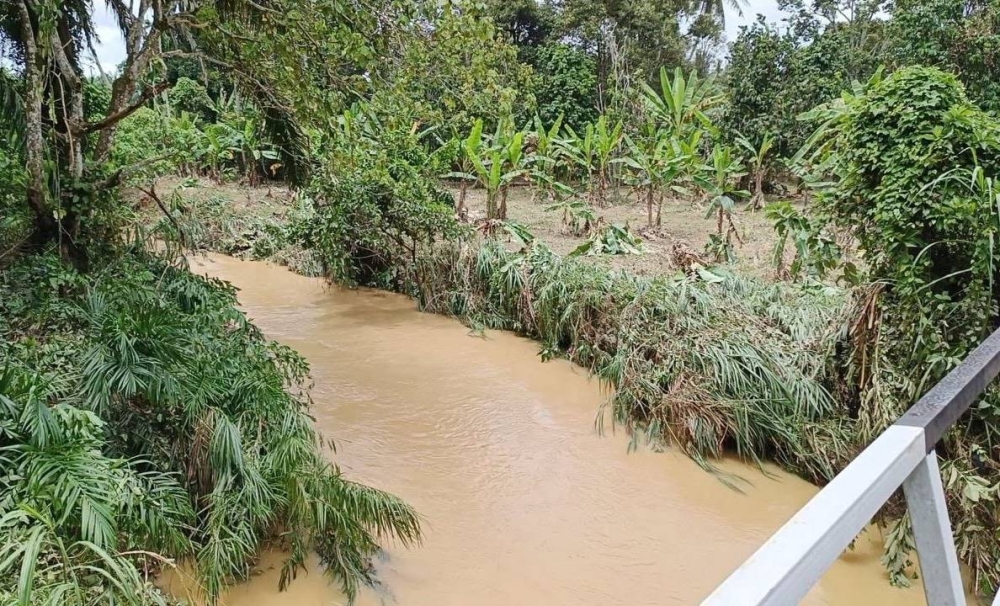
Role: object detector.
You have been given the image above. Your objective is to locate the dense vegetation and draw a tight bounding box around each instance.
[5,0,1000,603]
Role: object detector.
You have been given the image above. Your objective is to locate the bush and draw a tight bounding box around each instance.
[169,76,216,124]
[528,42,599,131]
[112,107,201,181]
[299,166,461,290]
[0,146,29,262]
[0,249,420,603]
[809,65,1000,590]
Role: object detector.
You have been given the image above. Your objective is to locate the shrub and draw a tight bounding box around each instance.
[528,42,599,131]
[112,107,200,181]
[0,250,420,603]
[299,167,461,290]
[807,65,1000,590]
[169,77,216,124]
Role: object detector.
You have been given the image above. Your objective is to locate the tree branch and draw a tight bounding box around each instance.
[81,81,169,135]
[137,183,187,247]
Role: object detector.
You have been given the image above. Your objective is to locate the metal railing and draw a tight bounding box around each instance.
[703,328,1000,606]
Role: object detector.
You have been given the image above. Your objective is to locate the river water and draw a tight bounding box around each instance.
[166,254,928,606]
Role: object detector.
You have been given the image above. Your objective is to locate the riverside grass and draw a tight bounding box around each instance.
[413,238,855,484]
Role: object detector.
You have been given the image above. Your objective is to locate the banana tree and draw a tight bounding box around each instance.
[641,67,721,138]
[699,145,749,262]
[559,123,594,189]
[735,131,776,210]
[618,129,697,228]
[442,130,476,220]
[616,134,659,227]
[527,113,566,203]
[591,115,624,207]
[561,116,623,208]
[457,119,527,220]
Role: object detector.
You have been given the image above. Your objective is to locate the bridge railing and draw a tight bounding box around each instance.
[702,328,1000,606]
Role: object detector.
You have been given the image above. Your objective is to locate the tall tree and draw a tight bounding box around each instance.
[0,0,379,265]
[889,0,1000,112]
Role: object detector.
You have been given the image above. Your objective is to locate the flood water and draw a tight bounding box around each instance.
[165,254,928,606]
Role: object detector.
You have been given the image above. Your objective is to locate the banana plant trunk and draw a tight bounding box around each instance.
[752,170,765,210]
[457,182,468,221]
[646,185,655,228]
[499,187,509,220]
[487,190,497,220]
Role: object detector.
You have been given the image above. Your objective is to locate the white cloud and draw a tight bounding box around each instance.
[87,4,126,75]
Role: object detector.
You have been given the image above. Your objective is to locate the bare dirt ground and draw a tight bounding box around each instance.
[459,186,784,280]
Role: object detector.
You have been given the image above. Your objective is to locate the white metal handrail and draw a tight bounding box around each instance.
[703,328,1000,606]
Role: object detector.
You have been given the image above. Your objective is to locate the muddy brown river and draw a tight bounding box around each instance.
[164,254,929,605]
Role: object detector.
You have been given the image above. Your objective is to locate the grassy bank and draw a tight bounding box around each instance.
[416,240,853,482]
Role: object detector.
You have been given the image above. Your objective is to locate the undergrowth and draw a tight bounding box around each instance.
[143,180,323,277]
[0,245,419,604]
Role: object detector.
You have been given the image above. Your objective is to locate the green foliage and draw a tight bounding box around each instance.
[700,146,748,263]
[370,3,534,136]
[298,120,464,289]
[111,108,192,181]
[0,147,29,262]
[555,0,712,98]
[569,223,643,256]
[82,78,112,122]
[765,201,842,280]
[0,250,421,604]
[805,65,1000,590]
[561,116,624,207]
[641,67,721,139]
[889,0,1000,113]
[544,195,595,236]
[456,119,529,219]
[0,364,192,605]
[528,43,599,131]
[721,4,886,159]
[813,66,1000,333]
[409,240,850,482]
[169,77,215,124]
[734,131,776,208]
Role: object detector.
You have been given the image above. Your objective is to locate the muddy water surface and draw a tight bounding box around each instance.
[167,254,927,606]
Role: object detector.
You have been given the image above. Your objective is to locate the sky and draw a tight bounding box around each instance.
[726,0,784,40]
[87,0,786,74]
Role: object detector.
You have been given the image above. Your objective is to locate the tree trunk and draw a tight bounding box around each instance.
[499,188,509,220]
[646,186,654,228]
[599,172,607,208]
[457,182,468,221]
[17,1,54,245]
[96,9,163,161]
[753,171,766,210]
[487,191,497,220]
[48,25,85,180]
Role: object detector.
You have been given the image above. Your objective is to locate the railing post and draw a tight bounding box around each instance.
[902,451,965,606]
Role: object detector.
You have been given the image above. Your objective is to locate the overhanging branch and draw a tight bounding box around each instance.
[80,81,170,135]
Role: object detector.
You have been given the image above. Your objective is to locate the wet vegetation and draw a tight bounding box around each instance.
[6,0,1000,603]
